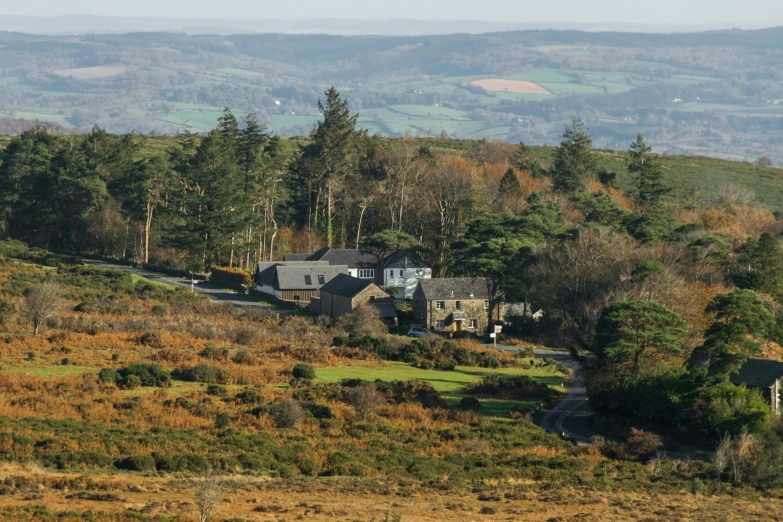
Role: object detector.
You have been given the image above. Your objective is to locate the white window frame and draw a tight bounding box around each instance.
[469,319,477,329]
[435,301,445,310]
[359,269,375,279]
[484,300,490,310]
[435,320,445,329]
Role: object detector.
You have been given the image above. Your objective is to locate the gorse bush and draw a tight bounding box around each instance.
[173,363,227,384]
[466,374,554,400]
[292,363,316,380]
[100,363,170,388]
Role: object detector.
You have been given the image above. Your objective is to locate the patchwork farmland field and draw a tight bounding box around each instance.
[471,79,553,95]
[54,65,127,79]
[2,29,783,163]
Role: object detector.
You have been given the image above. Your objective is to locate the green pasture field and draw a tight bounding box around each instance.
[493,92,554,102]
[269,114,321,133]
[387,105,472,119]
[157,109,234,130]
[504,69,574,83]
[315,360,566,417]
[539,83,606,95]
[214,67,265,78]
[13,111,72,127]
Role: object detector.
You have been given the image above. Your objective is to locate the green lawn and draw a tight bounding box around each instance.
[315,361,566,418]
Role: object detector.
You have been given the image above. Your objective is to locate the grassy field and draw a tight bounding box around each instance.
[316,360,566,417]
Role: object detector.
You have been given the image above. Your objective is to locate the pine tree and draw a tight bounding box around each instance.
[728,233,783,300]
[552,119,596,193]
[628,134,668,207]
[495,168,523,212]
[499,168,522,198]
[295,87,363,246]
[510,142,535,171]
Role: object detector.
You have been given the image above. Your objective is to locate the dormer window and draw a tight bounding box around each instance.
[304,275,312,285]
[318,275,325,285]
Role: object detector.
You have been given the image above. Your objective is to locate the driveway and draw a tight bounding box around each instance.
[82,259,289,313]
[493,344,596,443]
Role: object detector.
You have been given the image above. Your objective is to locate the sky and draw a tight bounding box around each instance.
[2,0,782,28]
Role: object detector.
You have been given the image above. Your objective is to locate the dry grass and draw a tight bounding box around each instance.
[0,468,779,521]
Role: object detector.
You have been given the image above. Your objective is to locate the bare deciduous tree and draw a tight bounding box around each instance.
[336,304,388,339]
[712,432,732,478]
[193,470,225,522]
[346,384,386,420]
[22,282,64,335]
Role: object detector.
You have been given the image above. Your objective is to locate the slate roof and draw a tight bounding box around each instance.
[383,251,428,269]
[730,358,783,388]
[373,299,398,320]
[274,265,349,290]
[319,273,375,298]
[284,249,428,270]
[416,278,490,301]
[256,261,329,287]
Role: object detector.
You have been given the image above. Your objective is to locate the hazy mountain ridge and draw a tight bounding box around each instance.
[0,26,782,163]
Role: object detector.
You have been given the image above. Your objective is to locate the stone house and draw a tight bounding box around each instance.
[730,357,783,415]
[412,278,504,334]
[312,274,397,323]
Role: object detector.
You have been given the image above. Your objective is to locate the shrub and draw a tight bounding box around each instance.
[466,374,553,400]
[231,349,255,365]
[346,385,386,420]
[232,326,259,346]
[206,384,228,397]
[214,412,232,429]
[419,360,434,370]
[121,374,142,390]
[302,400,333,420]
[269,400,307,428]
[436,358,457,371]
[98,368,118,383]
[115,454,156,472]
[460,397,481,411]
[625,428,664,461]
[485,356,501,369]
[151,305,168,316]
[235,388,264,405]
[292,363,316,380]
[117,363,171,387]
[173,364,226,384]
[199,345,229,361]
[0,299,16,326]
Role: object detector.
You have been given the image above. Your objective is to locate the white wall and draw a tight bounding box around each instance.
[383,267,432,299]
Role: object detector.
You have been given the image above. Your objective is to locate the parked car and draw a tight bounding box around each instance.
[408,327,437,338]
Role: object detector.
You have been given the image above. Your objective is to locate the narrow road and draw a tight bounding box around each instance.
[82,259,289,313]
[492,344,596,443]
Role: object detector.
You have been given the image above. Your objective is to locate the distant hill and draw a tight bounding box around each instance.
[0,27,782,163]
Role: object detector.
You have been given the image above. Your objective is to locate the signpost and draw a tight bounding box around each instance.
[493,325,502,347]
